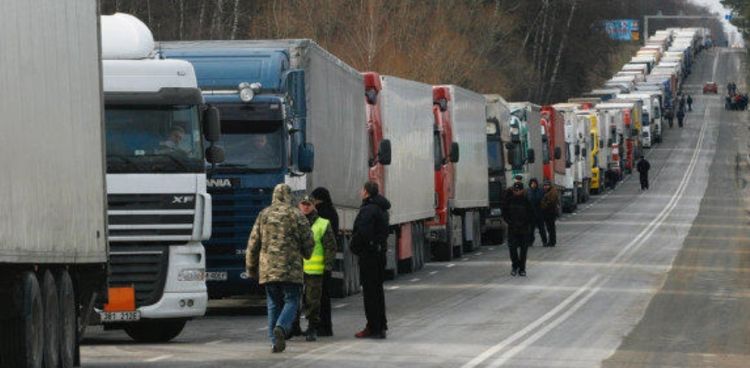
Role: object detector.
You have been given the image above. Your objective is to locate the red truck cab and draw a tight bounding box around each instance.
[364,72,386,190]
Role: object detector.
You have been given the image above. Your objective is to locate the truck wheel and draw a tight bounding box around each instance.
[2,271,44,368]
[124,320,187,343]
[56,270,76,368]
[41,271,60,368]
[452,215,464,259]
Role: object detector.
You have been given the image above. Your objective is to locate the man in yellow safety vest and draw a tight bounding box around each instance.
[297,195,337,341]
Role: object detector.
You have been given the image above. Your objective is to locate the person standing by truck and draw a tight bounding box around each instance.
[502,182,533,276]
[311,187,339,337]
[526,178,548,247]
[351,181,391,339]
[246,184,314,353]
[296,195,337,342]
[677,108,686,128]
[637,156,651,191]
[541,180,560,247]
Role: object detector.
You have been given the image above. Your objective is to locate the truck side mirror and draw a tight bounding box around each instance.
[608,138,614,146]
[527,149,535,164]
[449,142,460,163]
[554,147,562,160]
[203,106,221,142]
[582,148,587,157]
[205,145,225,164]
[574,144,581,156]
[599,139,604,149]
[378,139,392,165]
[298,143,315,173]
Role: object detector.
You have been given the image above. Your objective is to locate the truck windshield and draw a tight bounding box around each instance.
[215,121,284,170]
[105,105,204,173]
[487,139,504,170]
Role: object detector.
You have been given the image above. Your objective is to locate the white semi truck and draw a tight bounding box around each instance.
[0,1,107,367]
[98,13,223,342]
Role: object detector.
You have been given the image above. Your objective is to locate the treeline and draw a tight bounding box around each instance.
[721,0,750,39]
[100,0,724,103]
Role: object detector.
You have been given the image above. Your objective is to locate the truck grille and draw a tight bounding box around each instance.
[206,187,271,267]
[109,245,169,307]
[107,194,196,241]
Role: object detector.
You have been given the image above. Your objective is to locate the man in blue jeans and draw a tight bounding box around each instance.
[246,184,314,352]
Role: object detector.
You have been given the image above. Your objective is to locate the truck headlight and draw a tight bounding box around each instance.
[178,268,205,282]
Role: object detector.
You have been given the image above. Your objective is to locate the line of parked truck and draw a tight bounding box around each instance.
[0,3,714,365]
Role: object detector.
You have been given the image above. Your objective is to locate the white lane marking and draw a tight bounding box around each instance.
[205,339,226,345]
[257,326,268,331]
[387,286,400,290]
[460,277,601,368]
[410,278,421,282]
[488,247,495,251]
[476,252,483,256]
[462,258,470,262]
[333,303,348,309]
[145,355,173,363]
[429,271,439,276]
[463,53,716,367]
[446,263,456,268]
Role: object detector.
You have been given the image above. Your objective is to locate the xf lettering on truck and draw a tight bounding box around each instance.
[172,196,195,204]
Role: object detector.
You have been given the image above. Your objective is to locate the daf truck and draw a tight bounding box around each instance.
[0,1,107,366]
[99,13,223,342]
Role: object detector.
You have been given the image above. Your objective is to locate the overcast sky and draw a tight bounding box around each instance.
[689,0,743,44]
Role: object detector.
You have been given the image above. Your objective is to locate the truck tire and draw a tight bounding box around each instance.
[433,217,454,262]
[41,271,60,368]
[56,270,76,368]
[124,320,187,343]
[452,215,464,259]
[2,271,44,368]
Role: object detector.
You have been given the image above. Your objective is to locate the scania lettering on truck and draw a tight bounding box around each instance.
[428,85,489,261]
[0,1,107,366]
[99,13,223,342]
[363,73,433,275]
[161,39,368,298]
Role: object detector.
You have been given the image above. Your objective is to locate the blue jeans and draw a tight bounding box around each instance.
[265,282,303,344]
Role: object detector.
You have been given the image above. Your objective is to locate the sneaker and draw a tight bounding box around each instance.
[272,326,286,353]
[510,269,518,277]
[519,270,527,277]
[355,327,372,338]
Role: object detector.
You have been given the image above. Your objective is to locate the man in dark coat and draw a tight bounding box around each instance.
[540,180,559,247]
[502,182,533,277]
[526,178,547,247]
[351,181,390,339]
[676,108,685,128]
[310,187,338,337]
[687,95,693,111]
[637,156,651,191]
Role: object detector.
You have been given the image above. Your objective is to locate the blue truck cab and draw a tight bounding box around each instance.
[160,42,314,298]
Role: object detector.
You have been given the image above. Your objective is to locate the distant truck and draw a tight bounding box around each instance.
[99,13,223,342]
[509,102,543,183]
[428,86,489,260]
[363,73,433,274]
[0,1,108,366]
[162,39,369,298]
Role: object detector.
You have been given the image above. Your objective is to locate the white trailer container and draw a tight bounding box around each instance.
[445,85,490,209]
[0,0,107,365]
[379,76,435,224]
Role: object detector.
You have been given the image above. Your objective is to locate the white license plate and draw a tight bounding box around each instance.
[100,311,140,322]
[205,271,228,281]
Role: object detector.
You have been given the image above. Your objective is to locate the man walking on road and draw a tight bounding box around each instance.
[637,156,651,191]
[526,178,547,247]
[677,108,686,128]
[687,95,693,112]
[502,182,533,276]
[293,195,337,342]
[540,180,559,247]
[351,181,390,339]
[246,184,314,353]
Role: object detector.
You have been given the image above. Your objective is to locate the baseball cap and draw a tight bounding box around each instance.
[299,195,314,204]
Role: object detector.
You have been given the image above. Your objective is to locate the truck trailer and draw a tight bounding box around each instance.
[0,1,108,366]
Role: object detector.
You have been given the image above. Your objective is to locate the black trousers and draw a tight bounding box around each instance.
[507,232,529,271]
[528,216,547,245]
[318,271,333,335]
[639,174,649,190]
[359,253,386,333]
[543,214,557,246]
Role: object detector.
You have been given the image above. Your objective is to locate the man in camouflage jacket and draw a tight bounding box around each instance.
[246,184,314,353]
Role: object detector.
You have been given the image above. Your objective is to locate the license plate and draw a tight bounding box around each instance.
[206,271,228,281]
[100,311,140,322]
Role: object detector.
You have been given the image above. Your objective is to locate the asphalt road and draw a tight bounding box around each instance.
[81,48,749,368]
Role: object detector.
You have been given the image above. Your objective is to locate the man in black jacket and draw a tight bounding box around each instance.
[637,156,651,191]
[502,182,533,277]
[351,181,390,339]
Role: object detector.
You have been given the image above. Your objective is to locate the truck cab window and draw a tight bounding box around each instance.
[433,130,444,171]
[215,120,284,170]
